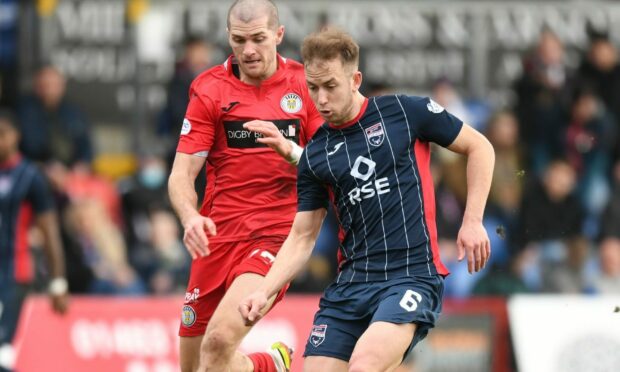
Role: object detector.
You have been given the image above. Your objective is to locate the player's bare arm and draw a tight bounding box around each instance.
[243,120,303,164]
[447,123,495,274]
[239,208,326,324]
[36,211,68,314]
[168,152,216,259]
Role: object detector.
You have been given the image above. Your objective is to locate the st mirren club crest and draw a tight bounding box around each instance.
[280,93,303,114]
[309,324,327,347]
[181,305,196,327]
[365,122,385,147]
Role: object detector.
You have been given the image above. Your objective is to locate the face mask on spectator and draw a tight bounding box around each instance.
[140,165,166,189]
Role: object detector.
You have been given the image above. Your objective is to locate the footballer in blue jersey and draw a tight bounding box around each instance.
[240,28,495,371]
[0,110,67,371]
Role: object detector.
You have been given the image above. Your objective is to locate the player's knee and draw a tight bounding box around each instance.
[202,326,236,355]
[348,353,383,372]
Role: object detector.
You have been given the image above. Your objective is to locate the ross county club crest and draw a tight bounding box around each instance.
[280,93,303,114]
[310,324,327,347]
[365,122,385,147]
[181,305,196,327]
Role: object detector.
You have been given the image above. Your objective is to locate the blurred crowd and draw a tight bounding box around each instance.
[1,24,619,298]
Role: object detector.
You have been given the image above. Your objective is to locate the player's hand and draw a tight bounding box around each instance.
[239,290,269,326]
[50,293,68,314]
[456,217,490,274]
[243,120,292,159]
[183,214,217,259]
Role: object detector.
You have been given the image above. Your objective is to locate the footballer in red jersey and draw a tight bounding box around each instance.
[168,1,323,371]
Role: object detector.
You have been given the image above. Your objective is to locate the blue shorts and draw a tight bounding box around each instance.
[303,275,444,362]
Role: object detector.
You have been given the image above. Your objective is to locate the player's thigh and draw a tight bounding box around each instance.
[179,335,203,372]
[204,273,277,342]
[349,321,417,372]
[303,356,348,372]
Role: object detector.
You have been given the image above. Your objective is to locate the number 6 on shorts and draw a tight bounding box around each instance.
[399,290,422,312]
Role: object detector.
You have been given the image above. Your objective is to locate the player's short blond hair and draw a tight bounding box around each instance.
[301,28,359,71]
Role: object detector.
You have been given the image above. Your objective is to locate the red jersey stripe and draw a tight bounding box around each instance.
[413,141,450,276]
[14,203,33,283]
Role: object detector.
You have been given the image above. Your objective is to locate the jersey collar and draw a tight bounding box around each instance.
[0,153,21,170]
[225,54,287,88]
[328,97,369,130]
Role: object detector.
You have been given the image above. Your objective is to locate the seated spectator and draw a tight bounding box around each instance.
[565,88,615,218]
[599,159,620,239]
[130,208,189,294]
[574,26,620,134]
[18,65,93,168]
[485,110,524,226]
[472,253,529,297]
[63,198,144,295]
[119,153,170,250]
[541,237,595,293]
[515,160,586,290]
[513,29,572,175]
[516,159,584,248]
[591,237,620,293]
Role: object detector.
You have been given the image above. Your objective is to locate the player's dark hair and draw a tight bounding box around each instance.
[301,27,359,70]
[227,0,279,30]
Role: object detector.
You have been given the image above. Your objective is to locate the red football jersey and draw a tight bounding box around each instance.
[177,54,324,243]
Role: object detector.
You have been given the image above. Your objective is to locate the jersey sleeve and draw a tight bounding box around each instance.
[399,95,463,147]
[26,168,54,214]
[296,149,329,212]
[176,81,218,155]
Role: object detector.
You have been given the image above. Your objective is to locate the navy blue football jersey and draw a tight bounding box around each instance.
[0,156,54,284]
[297,95,463,283]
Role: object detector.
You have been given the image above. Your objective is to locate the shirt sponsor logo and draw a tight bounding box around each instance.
[280,93,303,114]
[427,99,445,113]
[348,156,391,205]
[310,324,327,347]
[365,122,384,147]
[224,119,300,148]
[181,118,192,135]
[181,305,196,327]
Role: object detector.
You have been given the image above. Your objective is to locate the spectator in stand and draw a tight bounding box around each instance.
[591,236,620,293]
[18,66,93,168]
[160,36,213,142]
[574,26,620,166]
[541,237,594,293]
[63,198,144,295]
[431,78,476,130]
[517,159,584,247]
[159,37,213,203]
[601,163,620,238]
[513,29,572,175]
[485,110,524,227]
[119,154,171,250]
[515,159,585,290]
[134,207,189,294]
[119,154,189,293]
[565,87,615,220]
